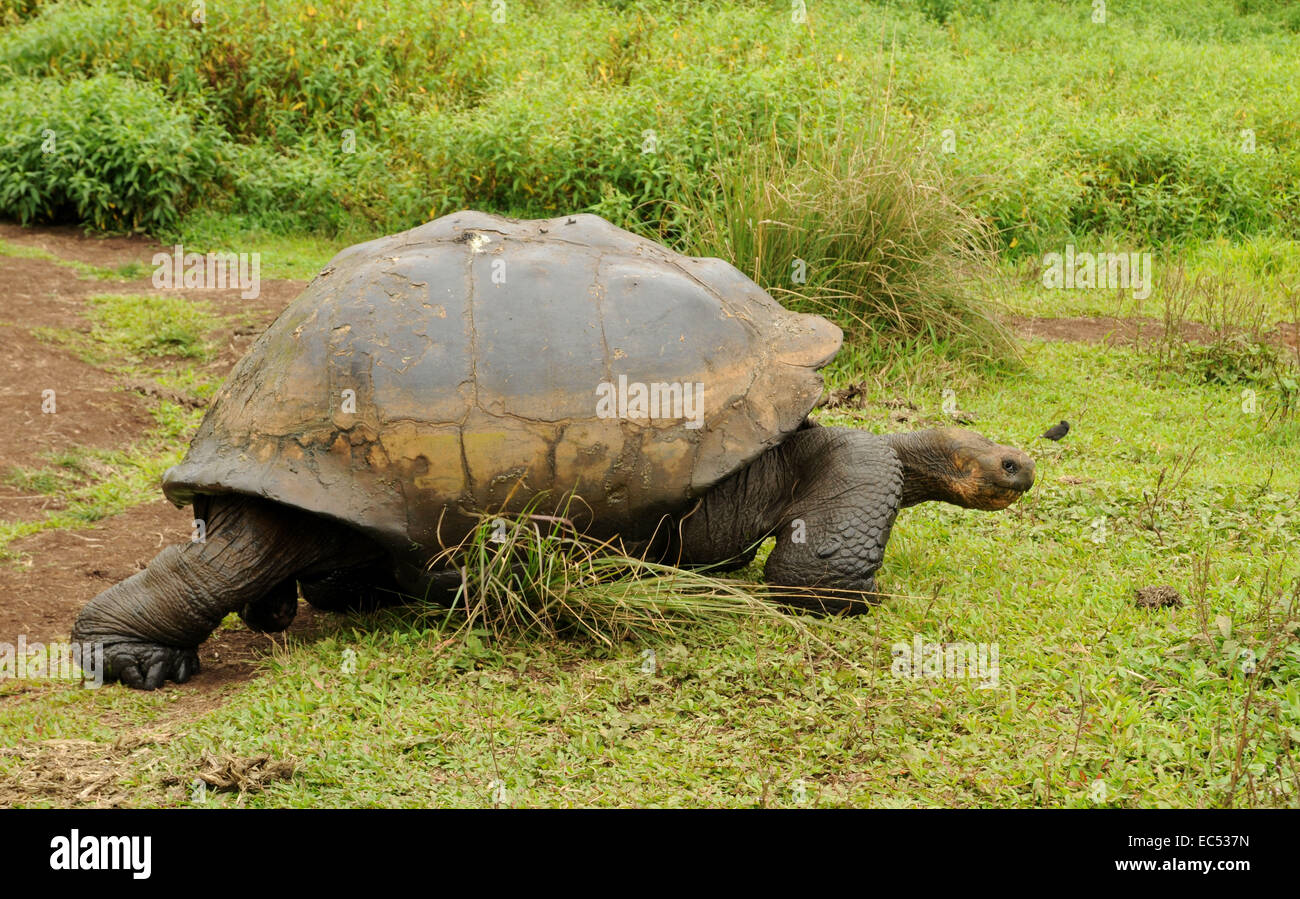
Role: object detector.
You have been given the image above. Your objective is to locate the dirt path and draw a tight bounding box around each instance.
[0,223,310,690]
[1008,313,1300,353]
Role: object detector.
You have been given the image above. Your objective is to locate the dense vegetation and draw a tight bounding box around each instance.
[3,0,1299,342]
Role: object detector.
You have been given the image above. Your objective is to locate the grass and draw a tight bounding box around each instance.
[32,293,226,378]
[4,305,1298,807]
[1000,235,1300,328]
[680,114,1009,353]
[0,238,149,281]
[170,212,350,281]
[435,500,862,650]
[84,294,220,361]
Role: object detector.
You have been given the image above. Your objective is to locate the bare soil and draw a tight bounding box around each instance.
[1009,313,1300,352]
[0,223,309,692]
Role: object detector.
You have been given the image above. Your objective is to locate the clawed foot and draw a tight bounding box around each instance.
[98,640,200,690]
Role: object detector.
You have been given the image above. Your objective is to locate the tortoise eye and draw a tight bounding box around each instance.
[1001,459,1019,475]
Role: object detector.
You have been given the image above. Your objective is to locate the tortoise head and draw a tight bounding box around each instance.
[886,427,1035,510]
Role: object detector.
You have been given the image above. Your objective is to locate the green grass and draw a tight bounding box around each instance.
[86,294,221,361]
[33,293,226,375]
[0,237,53,260]
[680,114,1009,353]
[4,307,1297,807]
[1001,235,1300,327]
[170,212,350,281]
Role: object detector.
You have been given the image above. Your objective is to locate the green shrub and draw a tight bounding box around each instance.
[390,67,809,241]
[2,0,1299,266]
[220,138,392,234]
[0,75,220,232]
[0,2,190,85]
[1066,125,1283,244]
[0,0,52,26]
[0,0,477,144]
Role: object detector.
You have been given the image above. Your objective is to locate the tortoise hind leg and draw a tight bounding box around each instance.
[71,494,380,689]
[239,576,300,633]
[239,548,391,633]
[299,561,407,614]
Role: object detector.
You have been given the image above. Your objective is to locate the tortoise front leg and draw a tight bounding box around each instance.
[764,429,903,614]
[682,426,904,614]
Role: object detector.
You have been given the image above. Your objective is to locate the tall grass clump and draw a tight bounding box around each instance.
[681,112,1010,357]
[427,499,854,649]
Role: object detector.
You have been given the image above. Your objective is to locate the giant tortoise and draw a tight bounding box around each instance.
[72,211,1035,688]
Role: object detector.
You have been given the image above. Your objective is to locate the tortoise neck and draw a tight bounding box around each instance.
[883,430,958,507]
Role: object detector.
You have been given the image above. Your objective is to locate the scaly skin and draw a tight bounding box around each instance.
[677,426,901,613]
[679,425,1034,613]
[71,494,378,689]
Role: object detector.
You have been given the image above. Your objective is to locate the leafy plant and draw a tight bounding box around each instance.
[0,74,220,232]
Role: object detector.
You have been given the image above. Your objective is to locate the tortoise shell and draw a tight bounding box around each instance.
[163,211,841,554]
